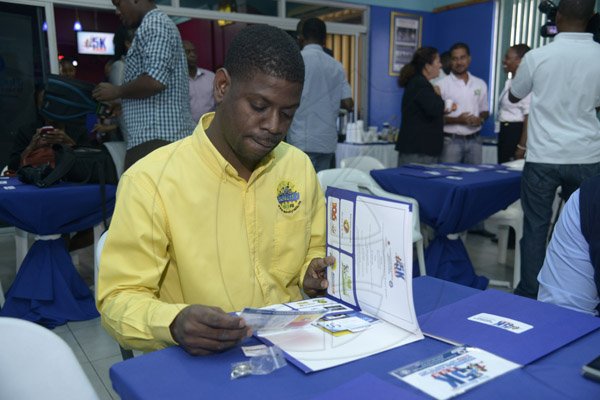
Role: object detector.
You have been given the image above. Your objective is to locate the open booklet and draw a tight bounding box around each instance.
[241,187,423,373]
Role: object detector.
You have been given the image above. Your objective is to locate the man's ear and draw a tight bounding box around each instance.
[213,68,231,105]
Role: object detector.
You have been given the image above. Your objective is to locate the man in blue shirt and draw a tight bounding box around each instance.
[93,0,195,170]
[538,175,600,316]
[287,18,354,172]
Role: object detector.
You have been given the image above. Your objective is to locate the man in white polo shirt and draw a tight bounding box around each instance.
[437,42,489,164]
[509,0,600,299]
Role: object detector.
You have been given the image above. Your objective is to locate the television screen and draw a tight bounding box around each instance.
[77,31,115,55]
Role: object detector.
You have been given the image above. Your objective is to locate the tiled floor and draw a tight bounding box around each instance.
[0,224,514,399]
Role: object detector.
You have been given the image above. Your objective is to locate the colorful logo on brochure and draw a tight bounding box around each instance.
[432,362,487,388]
[276,181,301,213]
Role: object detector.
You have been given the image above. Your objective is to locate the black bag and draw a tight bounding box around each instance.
[18,144,118,188]
[17,144,118,229]
[41,74,98,122]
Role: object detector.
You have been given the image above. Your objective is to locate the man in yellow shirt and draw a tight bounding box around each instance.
[97,25,333,355]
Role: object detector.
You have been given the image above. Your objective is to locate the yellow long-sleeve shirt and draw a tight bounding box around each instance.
[97,113,326,352]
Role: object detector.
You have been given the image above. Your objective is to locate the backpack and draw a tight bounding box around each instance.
[41,75,98,122]
[18,144,118,188]
[17,144,119,228]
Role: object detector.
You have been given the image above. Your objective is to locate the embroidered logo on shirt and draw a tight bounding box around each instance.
[276,181,301,213]
[474,89,481,96]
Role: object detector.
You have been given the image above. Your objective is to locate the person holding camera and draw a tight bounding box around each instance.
[509,0,600,299]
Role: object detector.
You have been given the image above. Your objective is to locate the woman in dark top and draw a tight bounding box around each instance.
[396,47,445,165]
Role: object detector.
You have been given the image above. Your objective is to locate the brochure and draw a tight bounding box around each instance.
[390,346,520,400]
[252,188,423,373]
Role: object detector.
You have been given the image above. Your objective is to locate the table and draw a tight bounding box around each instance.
[109,277,600,400]
[335,142,398,168]
[371,165,521,289]
[0,177,116,328]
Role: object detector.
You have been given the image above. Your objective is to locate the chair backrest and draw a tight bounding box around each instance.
[317,168,421,238]
[103,141,126,179]
[340,156,385,173]
[0,317,99,399]
[94,230,108,297]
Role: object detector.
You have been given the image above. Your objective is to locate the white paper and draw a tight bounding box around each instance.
[390,346,520,400]
[254,191,423,372]
[327,196,341,248]
[340,199,354,253]
[467,313,533,334]
[353,196,418,332]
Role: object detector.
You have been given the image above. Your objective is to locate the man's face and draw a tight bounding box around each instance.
[59,61,76,78]
[112,0,142,28]
[183,42,197,69]
[216,71,303,169]
[450,47,471,75]
[502,49,521,75]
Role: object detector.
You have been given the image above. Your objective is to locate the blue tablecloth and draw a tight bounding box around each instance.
[109,277,600,400]
[0,177,116,327]
[371,165,521,289]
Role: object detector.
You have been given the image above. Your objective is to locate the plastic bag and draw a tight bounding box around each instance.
[230,346,287,379]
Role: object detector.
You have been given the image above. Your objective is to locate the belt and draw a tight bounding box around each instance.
[444,132,479,140]
[500,121,523,126]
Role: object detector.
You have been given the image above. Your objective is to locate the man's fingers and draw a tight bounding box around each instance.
[192,307,246,329]
[310,256,335,275]
[181,336,241,355]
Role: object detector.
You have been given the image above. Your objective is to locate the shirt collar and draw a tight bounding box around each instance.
[194,113,277,181]
[192,69,204,80]
[450,71,472,82]
[554,32,594,41]
[303,44,323,51]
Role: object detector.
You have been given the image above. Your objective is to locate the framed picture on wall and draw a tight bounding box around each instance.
[389,12,422,76]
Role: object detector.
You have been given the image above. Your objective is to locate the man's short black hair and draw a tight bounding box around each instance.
[559,0,595,21]
[450,42,470,56]
[511,43,531,59]
[224,24,304,84]
[302,17,327,44]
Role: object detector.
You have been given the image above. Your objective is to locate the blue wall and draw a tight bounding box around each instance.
[368,6,435,128]
[368,1,496,136]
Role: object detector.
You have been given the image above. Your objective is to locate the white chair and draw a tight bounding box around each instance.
[486,201,523,289]
[486,185,563,289]
[93,230,109,296]
[103,141,126,179]
[0,277,4,307]
[317,168,426,277]
[340,155,385,173]
[94,230,134,361]
[0,317,98,400]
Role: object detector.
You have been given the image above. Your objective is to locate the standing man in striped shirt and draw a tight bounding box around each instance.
[93,0,195,170]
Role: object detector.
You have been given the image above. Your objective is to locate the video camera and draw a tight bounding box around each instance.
[539,0,558,37]
[539,0,600,43]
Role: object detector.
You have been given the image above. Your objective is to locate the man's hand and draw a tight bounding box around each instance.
[170,305,251,356]
[93,83,122,102]
[40,129,75,146]
[33,127,75,146]
[303,256,335,297]
[514,147,526,160]
[465,114,482,127]
[456,112,472,125]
